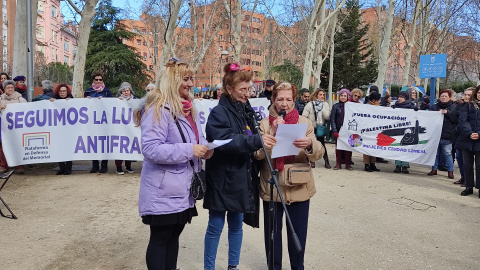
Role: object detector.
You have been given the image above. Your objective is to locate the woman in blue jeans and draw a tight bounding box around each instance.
[427,89,458,179]
[203,62,276,270]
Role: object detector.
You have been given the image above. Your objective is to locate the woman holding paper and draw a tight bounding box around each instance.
[254,81,323,270]
[203,62,276,270]
[330,88,353,170]
[135,58,212,270]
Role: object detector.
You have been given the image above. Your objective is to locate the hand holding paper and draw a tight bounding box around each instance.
[271,123,308,158]
[206,139,232,150]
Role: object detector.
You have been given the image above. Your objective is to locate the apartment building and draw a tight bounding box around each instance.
[0,0,16,72]
[36,0,78,66]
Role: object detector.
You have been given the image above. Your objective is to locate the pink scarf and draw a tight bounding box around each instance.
[181,98,192,116]
[91,82,105,92]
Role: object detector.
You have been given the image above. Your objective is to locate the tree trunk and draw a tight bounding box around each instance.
[376,0,395,91]
[155,0,183,86]
[69,0,99,98]
[12,0,38,81]
[328,3,340,108]
[402,1,422,86]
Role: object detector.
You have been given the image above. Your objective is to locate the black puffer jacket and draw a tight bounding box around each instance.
[430,101,458,141]
[392,100,417,110]
[330,101,344,133]
[204,95,263,226]
[457,103,480,152]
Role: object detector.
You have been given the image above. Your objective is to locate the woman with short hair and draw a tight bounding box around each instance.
[331,89,353,170]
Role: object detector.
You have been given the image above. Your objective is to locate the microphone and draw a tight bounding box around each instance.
[279,110,286,119]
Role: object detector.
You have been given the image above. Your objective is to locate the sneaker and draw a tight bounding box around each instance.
[116,167,124,175]
[227,266,239,270]
[125,167,134,174]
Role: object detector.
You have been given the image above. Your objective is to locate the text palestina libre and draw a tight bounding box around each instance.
[5,107,134,130]
[352,113,407,121]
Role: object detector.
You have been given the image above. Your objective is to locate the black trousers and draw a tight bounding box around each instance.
[92,160,108,167]
[263,200,310,270]
[316,136,328,159]
[146,223,185,270]
[462,149,480,189]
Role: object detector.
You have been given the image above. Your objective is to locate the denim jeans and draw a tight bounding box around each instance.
[455,149,464,177]
[432,139,454,171]
[204,210,243,270]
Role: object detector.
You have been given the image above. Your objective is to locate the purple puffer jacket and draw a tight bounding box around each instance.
[138,105,207,216]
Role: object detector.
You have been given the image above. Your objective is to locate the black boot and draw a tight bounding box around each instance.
[364,164,373,172]
[64,161,72,175]
[460,187,473,196]
[99,160,108,173]
[393,165,401,173]
[370,163,380,171]
[56,162,65,175]
[402,166,409,174]
[90,160,100,173]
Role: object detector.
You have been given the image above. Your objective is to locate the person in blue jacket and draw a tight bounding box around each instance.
[84,72,112,173]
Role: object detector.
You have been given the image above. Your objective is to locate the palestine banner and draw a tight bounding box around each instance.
[337,102,443,166]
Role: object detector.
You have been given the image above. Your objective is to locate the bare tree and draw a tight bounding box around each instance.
[375,0,395,91]
[65,0,100,97]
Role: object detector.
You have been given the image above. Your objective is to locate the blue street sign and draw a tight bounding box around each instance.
[419,54,447,78]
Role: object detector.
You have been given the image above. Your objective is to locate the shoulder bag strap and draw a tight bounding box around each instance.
[174,119,196,169]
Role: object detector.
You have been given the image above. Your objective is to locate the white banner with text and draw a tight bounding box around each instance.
[337,102,443,166]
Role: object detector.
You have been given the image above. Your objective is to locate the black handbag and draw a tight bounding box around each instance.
[174,119,206,200]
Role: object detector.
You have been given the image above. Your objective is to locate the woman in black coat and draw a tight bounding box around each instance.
[330,88,352,170]
[426,89,458,179]
[456,85,480,197]
[203,63,276,270]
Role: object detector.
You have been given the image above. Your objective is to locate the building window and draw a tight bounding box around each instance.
[64,41,69,51]
[141,29,146,34]
[219,46,223,51]
[149,65,153,70]
[37,26,45,39]
[133,28,138,33]
[64,56,69,65]
[137,39,141,45]
[51,30,58,43]
[219,35,222,41]
[51,5,57,18]
[38,1,45,13]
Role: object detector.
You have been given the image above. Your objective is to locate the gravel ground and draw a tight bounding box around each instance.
[1,144,479,270]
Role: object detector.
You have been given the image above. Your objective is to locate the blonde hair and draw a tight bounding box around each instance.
[135,59,194,125]
[351,88,363,98]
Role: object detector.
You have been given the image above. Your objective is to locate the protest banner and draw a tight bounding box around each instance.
[337,103,443,166]
[1,98,143,166]
[1,97,271,166]
[193,97,270,134]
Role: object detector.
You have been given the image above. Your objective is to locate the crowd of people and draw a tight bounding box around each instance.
[2,63,480,270]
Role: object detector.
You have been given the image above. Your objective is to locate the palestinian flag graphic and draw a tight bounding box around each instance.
[376,120,429,146]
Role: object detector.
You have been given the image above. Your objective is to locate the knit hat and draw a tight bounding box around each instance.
[398,91,408,99]
[41,80,54,91]
[266,79,276,87]
[2,79,15,89]
[13,75,26,81]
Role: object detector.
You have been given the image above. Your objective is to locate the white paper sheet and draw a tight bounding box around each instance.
[206,139,232,150]
[271,123,308,158]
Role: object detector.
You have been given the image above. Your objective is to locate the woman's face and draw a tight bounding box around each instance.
[93,75,103,86]
[0,74,7,82]
[274,89,295,114]
[217,88,224,98]
[4,84,14,95]
[351,92,361,102]
[227,81,250,104]
[411,91,417,99]
[439,92,450,103]
[317,91,325,101]
[464,90,472,102]
[477,91,480,101]
[178,75,193,99]
[58,87,68,98]
[146,86,154,92]
[16,80,25,88]
[339,92,348,102]
[398,96,405,103]
[122,88,131,97]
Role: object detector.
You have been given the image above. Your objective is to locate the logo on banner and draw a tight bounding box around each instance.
[22,132,51,161]
[348,134,362,147]
[376,120,426,147]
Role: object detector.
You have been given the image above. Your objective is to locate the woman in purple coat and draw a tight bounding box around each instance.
[135,58,213,270]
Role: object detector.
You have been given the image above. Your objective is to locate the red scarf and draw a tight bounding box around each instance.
[181,98,192,116]
[15,84,27,92]
[268,109,300,171]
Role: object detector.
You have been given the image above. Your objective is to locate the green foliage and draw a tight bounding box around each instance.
[439,80,476,93]
[35,62,73,86]
[322,0,378,90]
[85,0,149,96]
[270,60,303,90]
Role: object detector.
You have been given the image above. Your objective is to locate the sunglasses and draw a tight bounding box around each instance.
[94,78,103,81]
[353,95,360,98]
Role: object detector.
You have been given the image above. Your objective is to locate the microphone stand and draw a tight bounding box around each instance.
[249,111,302,270]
